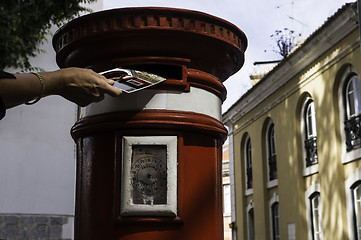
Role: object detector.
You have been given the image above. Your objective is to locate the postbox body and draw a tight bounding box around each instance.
[53,7,247,240]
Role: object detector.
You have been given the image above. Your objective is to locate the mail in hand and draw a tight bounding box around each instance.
[100,68,166,93]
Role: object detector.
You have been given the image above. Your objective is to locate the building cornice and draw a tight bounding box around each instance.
[223,3,358,128]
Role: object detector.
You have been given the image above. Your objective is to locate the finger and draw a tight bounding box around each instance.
[94,72,116,85]
[107,79,115,85]
[88,72,123,97]
[89,70,109,82]
[101,83,123,97]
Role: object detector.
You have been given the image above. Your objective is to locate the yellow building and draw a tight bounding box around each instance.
[223,2,361,240]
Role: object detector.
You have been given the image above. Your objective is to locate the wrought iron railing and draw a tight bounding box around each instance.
[268,155,277,180]
[305,136,318,167]
[345,115,361,151]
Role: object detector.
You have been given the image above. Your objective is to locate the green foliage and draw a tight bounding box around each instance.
[0,0,96,71]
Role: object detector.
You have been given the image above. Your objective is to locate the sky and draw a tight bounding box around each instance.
[103,0,354,112]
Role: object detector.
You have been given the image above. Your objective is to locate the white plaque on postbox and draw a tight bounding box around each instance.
[121,136,177,217]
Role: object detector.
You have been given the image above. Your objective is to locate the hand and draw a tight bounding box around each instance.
[44,67,123,107]
[0,67,122,109]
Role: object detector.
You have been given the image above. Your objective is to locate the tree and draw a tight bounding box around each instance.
[269,28,302,59]
[0,0,96,71]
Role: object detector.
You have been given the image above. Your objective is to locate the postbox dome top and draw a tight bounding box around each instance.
[53,7,247,81]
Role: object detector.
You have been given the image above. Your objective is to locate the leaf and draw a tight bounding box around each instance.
[0,0,96,70]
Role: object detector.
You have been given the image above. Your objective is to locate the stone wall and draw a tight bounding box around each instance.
[0,214,70,240]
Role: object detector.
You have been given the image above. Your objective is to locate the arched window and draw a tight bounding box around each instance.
[304,100,318,167]
[305,101,317,138]
[310,193,323,240]
[269,193,280,240]
[245,137,253,189]
[345,169,361,239]
[268,123,277,181]
[345,74,361,119]
[271,202,280,240]
[306,182,323,240]
[344,73,361,151]
[352,182,361,239]
[248,207,255,240]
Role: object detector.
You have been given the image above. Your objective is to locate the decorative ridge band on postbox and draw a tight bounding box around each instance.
[52,7,247,82]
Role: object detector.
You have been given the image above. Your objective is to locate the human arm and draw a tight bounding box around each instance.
[0,67,122,109]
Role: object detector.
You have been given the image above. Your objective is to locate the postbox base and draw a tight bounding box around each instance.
[72,110,226,240]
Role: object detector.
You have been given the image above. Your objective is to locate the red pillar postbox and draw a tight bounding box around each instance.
[53,7,247,240]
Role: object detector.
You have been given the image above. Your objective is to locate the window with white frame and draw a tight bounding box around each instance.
[352,182,361,239]
[344,73,361,152]
[267,123,277,181]
[346,74,361,119]
[271,202,280,240]
[310,193,323,240]
[269,193,280,240]
[248,207,255,240]
[245,136,253,190]
[338,68,361,163]
[301,97,319,176]
[304,100,318,167]
[306,182,323,240]
[345,168,361,239]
